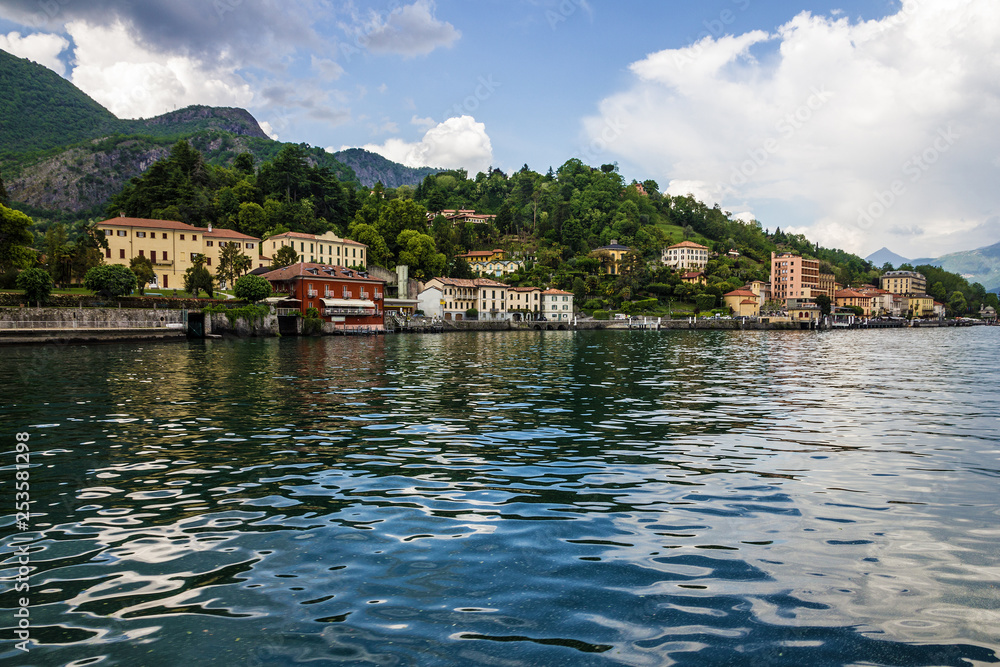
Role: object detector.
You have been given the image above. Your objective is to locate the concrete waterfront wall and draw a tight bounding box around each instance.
[206,312,279,337]
[0,306,184,328]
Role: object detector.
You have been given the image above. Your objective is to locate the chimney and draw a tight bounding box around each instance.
[208,223,213,232]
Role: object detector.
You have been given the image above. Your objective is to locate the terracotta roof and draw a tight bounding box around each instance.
[724,289,757,297]
[668,241,709,250]
[430,277,509,288]
[269,231,317,240]
[458,251,496,258]
[542,289,572,295]
[97,217,200,231]
[836,289,870,298]
[260,262,384,283]
[204,228,260,241]
[740,299,758,305]
[509,286,540,292]
[682,271,704,278]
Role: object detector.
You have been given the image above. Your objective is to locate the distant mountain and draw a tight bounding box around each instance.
[929,241,1000,292]
[865,247,911,268]
[332,148,440,188]
[868,243,1000,292]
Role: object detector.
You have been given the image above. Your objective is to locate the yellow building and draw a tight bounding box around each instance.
[835,289,874,317]
[593,240,631,275]
[881,270,926,296]
[905,294,935,317]
[97,217,261,290]
[723,288,760,317]
[266,231,368,268]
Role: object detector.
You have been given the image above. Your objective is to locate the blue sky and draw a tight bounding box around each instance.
[1,0,998,259]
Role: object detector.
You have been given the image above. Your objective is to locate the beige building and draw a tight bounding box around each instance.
[266,231,367,268]
[423,277,511,321]
[541,289,574,321]
[881,270,927,296]
[904,294,935,317]
[509,286,542,318]
[662,241,710,271]
[96,216,261,290]
[835,289,874,317]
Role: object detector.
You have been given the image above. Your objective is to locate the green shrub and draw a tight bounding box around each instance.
[593,310,610,320]
[16,267,53,305]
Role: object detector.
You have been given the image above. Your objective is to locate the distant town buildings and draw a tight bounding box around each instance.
[456,249,525,277]
[429,209,497,225]
[419,278,573,322]
[594,240,631,275]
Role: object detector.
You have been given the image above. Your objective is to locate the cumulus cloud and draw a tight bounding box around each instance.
[355,115,493,174]
[0,31,70,74]
[362,0,460,57]
[584,0,1000,258]
[66,21,254,118]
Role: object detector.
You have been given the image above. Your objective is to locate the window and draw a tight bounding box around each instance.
[117,230,127,236]
[206,241,213,247]
[246,243,254,249]
[139,250,144,257]
[192,235,197,241]
[162,233,167,239]
[104,229,112,236]
[206,257,212,266]
[136,231,146,238]
[162,252,168,261]
[180,234,185,240]
[150,251,156,263]
[105,248,111,258]
[119,249,125,259]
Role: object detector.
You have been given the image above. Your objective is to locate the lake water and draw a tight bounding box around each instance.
[2,328,999,666]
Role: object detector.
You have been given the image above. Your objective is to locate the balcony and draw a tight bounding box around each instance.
[307,290,318,298]
[153,259,173,266]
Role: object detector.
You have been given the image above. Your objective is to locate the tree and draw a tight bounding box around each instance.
[948,290,967,316]
[0,204,35,274]
[217,242,252,288]
[84,264,137,299]
[271,244,299,269]
[815,293,832,316]
[45,223,73,286]
[234,274,272,303]
[0,166,8,206]
[184,256,214,298]
[348,222,390,267]
[695,293,716,316]
[450,257,474,279]
[129,255,155,295]
[237,202,269,240]
[396,230,445,280]
[16,267,52,306]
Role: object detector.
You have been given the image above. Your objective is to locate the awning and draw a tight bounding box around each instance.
[321,298,376,309]
[264,296,300,304]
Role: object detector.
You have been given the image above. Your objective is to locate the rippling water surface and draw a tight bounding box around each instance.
[2,328,999,666]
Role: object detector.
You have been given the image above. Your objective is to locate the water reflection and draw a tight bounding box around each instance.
[1,329,998,665]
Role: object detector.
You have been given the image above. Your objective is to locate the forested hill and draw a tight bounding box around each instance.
[0,49,120,159]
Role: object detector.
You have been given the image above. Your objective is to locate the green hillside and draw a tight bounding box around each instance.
[0,49,120,160]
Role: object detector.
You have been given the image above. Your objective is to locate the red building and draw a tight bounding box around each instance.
[261,263,386,331]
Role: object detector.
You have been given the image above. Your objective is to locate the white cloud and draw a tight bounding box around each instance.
[363,0,460,57]
[258,121,279,140]
[356,115,493,174]
[66,20,253,118]
[0,31,69,74]
[585,0,1000,258]
[311,56,344,81]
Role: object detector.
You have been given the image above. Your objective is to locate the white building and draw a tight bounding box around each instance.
[662,241,710,271]
[416,286,444,319]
